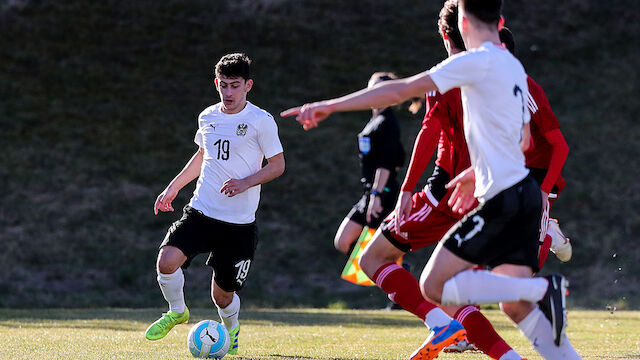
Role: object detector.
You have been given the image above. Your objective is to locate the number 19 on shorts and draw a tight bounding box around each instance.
[234,260,251,285]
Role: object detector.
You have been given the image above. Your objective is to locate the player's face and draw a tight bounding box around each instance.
[215,75,253,114]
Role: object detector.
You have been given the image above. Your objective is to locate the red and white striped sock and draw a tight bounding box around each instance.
[454,305,515,359]
[372,262,436,321]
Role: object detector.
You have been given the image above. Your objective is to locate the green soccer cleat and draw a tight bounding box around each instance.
[227,325,240,355]
[145,307,190,341]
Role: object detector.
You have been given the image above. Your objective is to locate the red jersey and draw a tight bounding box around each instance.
[401,89,470,218]
[523,77,569,194]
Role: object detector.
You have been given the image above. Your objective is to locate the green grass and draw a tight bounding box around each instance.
[0,308,638,360]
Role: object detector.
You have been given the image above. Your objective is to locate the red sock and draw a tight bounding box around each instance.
[538,233,552,269]
[372,262,436,321]
[454,305,511,360]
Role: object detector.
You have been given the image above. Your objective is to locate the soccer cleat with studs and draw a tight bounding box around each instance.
[548,219,572,262]
[227,324,240,355]
[410,319,466,360]
[537,274,568,346]
[443,338,478,353]
[145,306,190,340]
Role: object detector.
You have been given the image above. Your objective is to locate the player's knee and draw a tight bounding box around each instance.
[157,257,180,275]
[357,250,374,277]
[333,234,351,254]
[211,289,233,308]
[419,273,443,304]
[422,284,442,304]
[157,246,185,274]
[500,301,534,323]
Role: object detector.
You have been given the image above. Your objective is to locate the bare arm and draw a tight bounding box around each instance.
[280,73,438,130]
[220,152,285,197]
[154,148,204,214]
[521,122,532,152]
[366,167,391,223]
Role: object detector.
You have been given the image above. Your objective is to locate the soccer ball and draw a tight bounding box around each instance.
[187,320,230,359]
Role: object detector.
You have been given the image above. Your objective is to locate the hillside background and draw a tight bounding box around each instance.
[1,0,638,310]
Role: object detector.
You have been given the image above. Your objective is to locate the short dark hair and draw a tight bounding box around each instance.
[459,0,502,26]
[438,0,466,51]
[215,53,252,80]
[499,27,515,55]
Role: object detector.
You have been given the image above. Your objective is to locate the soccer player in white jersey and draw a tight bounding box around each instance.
[281,1,576,358]
[145,53,285,356]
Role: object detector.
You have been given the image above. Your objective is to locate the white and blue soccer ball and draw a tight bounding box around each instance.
[187,320,230,359]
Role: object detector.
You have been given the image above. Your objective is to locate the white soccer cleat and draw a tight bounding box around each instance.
[443,339,478,353]
[548,219,572,262]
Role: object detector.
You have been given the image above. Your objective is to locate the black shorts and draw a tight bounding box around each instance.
[161,206,258,292]
[347,181,399,228]
[527,167,559,195]
[442,175,542,272]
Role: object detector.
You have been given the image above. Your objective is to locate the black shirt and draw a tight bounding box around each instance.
[357,108,404,185]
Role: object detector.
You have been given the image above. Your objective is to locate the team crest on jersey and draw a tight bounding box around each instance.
[236,123,248,136]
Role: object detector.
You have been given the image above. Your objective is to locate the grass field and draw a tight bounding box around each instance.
[0,308,638,360]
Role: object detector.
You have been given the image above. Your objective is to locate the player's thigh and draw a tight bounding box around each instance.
[334,217,364,254]
[420,242,475,303]
[206,222,258,293]
[359,229,405,276]
[159,206,209,272]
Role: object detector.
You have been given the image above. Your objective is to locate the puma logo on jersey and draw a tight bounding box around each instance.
[210,123,217,131]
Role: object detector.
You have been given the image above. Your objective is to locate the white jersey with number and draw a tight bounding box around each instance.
[428,41,531,202]
[188,101,283,224]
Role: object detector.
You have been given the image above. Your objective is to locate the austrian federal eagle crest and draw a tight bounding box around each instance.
[236,123,248,136]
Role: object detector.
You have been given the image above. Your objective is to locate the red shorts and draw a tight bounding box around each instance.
[380,190,461,252]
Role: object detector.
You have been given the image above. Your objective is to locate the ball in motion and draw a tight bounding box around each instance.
[187,320,230,359]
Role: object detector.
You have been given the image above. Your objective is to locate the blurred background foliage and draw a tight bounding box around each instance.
[0,0,638,309]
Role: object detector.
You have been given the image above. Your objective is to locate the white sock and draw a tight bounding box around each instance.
[499,349,522,360]
[424,307,453,330]
[157,268,186,313]
[217,293,240,330]
[441,269,547,305]
[517,307,582,360]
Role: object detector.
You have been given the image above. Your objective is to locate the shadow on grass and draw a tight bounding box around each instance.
[0,308,423,330]
[234,355,379,360]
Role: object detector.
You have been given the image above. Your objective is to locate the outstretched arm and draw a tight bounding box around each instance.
[220,152,285,197]
[154,148,204,214]
[280,73,438,130]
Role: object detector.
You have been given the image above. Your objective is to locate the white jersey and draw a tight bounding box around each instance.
[428,42,531,202]
[188,101,283,224]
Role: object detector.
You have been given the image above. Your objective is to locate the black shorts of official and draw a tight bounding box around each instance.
[161,206,258,292]
[442,175,542,273]
[347,181,399,229]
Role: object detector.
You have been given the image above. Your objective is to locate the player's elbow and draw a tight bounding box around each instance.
[276,162,285,177]
[274,158,285,178]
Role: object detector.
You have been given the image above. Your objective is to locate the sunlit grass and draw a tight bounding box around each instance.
[0,308,638,360]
